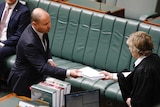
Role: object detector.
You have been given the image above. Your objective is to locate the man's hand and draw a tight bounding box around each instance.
[70,69,81,78]
[48,60,56,67]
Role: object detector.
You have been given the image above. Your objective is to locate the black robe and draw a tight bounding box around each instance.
[118,53,160,107]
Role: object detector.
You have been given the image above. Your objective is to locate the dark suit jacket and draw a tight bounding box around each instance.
[0,1,30,46]
[7,24,67,97]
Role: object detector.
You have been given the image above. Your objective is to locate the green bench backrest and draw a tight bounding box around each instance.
[23,0,160,73]
[48,2,61,48]
[0,0,3,3]
[51,5,71,57]
[61,7,82,60]
[72,10,93,63]
[47,2,136,72]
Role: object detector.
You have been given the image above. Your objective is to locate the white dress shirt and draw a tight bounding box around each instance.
[0,1,18,41]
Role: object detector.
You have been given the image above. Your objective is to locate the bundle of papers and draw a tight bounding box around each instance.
[79,67,105,80]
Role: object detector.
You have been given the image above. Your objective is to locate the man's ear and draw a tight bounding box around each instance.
[32,21,37,28]
[32,21,37,27]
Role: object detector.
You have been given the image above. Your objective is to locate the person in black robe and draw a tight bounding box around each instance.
[101,31,160,107]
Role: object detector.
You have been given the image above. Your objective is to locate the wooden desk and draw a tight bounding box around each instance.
[0,93,31,107]
[52,0,124,17]
[143,16,160,27]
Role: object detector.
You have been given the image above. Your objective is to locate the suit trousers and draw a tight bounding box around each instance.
[0,46,15,74]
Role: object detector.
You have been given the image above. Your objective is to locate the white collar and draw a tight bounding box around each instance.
[32,26,43,40]
[134,56,146,67]
[5,0,18,10]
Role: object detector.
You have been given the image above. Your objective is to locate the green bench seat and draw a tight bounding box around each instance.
[3,0,160,107]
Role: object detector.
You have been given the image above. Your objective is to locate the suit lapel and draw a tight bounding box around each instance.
[0,3,5,20]
[9,2,20,21]
[35,34,46,53]
[31,26,47,54]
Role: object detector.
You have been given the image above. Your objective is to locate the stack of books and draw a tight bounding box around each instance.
[30,77,71,107]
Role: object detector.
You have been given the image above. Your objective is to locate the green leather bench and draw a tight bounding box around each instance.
[2,0,160,107]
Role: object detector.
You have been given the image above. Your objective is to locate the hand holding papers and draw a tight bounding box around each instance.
[79,67,105,80]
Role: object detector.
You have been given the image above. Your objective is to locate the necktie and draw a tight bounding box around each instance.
[0,6,11,37]
[42,35,47,51]
[133,64,135,68]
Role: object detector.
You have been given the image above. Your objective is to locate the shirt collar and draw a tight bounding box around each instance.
[5,0,18,10]
[32,25,43,40]
[134,56,147,67]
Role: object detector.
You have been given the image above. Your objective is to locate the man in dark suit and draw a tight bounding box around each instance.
[0,0,30,77]
[7,8,81,97]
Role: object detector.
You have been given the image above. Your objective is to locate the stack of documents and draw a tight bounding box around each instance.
[79,67,105,80]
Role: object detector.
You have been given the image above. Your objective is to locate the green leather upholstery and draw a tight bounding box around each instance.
[105,83,120,101]
[48,2,61,48]
[72,10,93,63]
[3,0,160,107]
[61,6,82,60]
[25,0,39,12]
[105,82,125,107]
[0,0,4,3]
[51,5,71,57]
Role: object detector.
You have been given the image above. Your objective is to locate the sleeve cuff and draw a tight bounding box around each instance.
[0,42,5,47]
[112,73,118,80]
[66,70,71,78]
[47,59,53,62]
